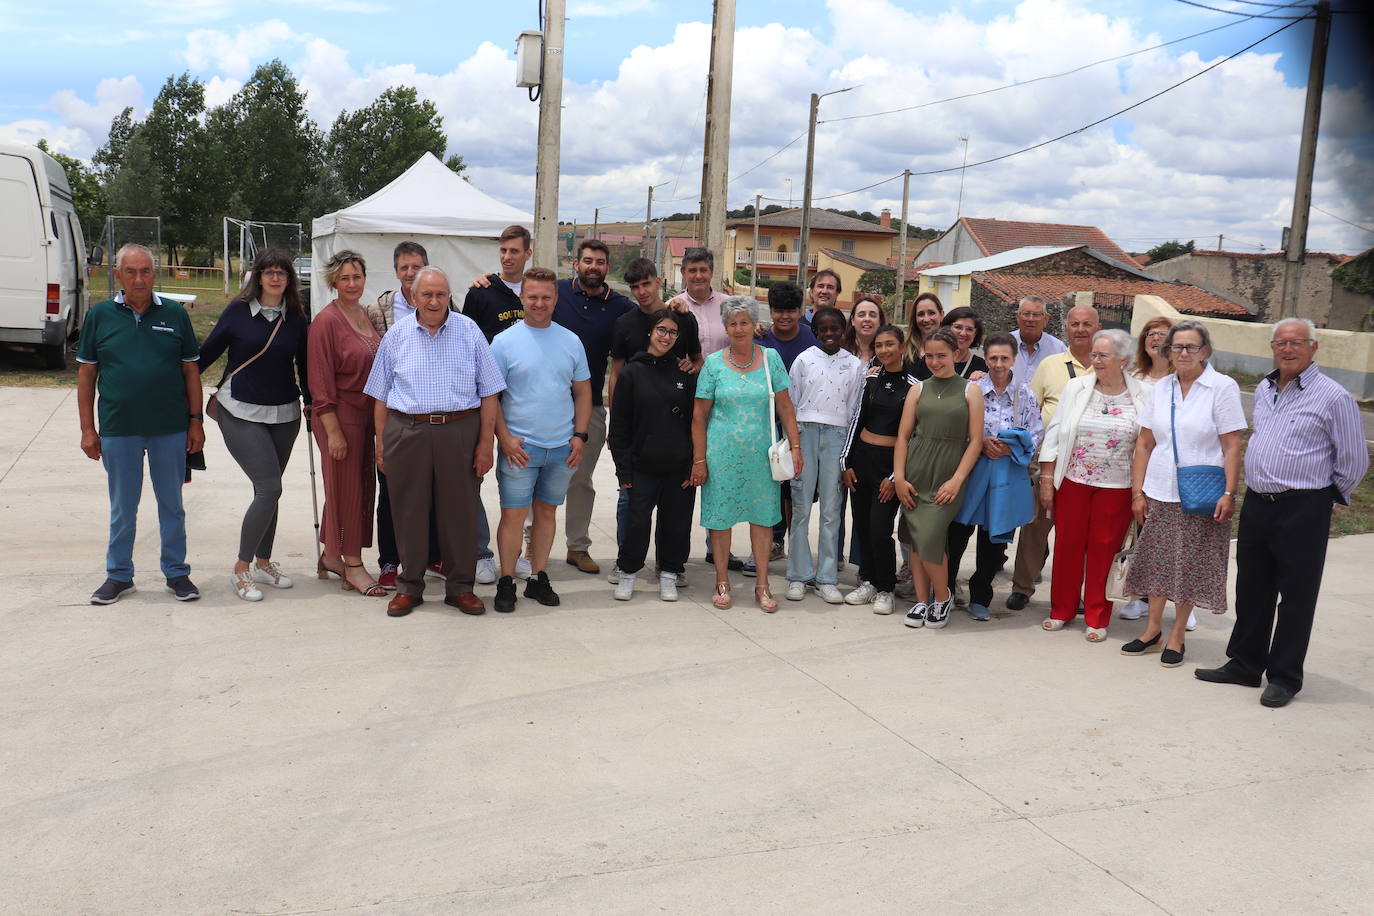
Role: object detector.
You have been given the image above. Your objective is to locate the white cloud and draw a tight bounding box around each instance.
[0,120,87,154]
[50,76,144,144]
[184,20,298,81]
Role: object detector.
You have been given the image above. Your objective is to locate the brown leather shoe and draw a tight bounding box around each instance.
[387,593,423,617]
[565,550,600,574]
[445,592,485,616]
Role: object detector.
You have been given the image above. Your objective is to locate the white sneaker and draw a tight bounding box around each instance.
[785,580,808,601]
[607,563,622,585]
[475,556,498,585]
[894,579,916,600]
[515,555,533,580]
[251,561,292,589]
[817,583,844,604]
[232,570,263,602]
[844,581,877,605]
[873,591,894,614]
[659,571,679,601]
[614,572,636,601]
[1186,610,1198,631]
[1117,598,1147,620]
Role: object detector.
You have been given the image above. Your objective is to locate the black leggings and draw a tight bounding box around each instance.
[616,469,697,575]
[849,440,902,593]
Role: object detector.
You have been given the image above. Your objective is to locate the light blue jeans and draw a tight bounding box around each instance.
[786,421,847,586]
[100,431,190,581]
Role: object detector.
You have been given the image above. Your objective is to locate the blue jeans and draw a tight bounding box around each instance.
[786,422,847,586]
[100,432,190,581]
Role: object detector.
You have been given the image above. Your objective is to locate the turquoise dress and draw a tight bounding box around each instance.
[698,347,790,528]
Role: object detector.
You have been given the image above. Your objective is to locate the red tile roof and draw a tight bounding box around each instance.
[974,271,1252,318]
[960,218,1141,267]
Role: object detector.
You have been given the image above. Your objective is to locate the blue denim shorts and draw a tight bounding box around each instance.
[496,443,576,509]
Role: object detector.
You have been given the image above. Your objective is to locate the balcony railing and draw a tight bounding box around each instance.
[736,250,818,267]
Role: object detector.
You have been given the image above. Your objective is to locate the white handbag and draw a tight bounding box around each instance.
[1105,522,1138,603]
[762,350,795,481]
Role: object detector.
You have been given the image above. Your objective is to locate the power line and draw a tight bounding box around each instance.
[1170,0,1312,18]
[730,131,806,184]
[1313,205,1374,233]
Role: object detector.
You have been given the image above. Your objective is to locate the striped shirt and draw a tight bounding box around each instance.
[363,311,506,412]
[1244,362,1368,504]
[1011,329,1066,384]
[977,373,1043,452]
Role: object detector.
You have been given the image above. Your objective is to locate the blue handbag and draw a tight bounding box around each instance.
[1170,380,1225,516]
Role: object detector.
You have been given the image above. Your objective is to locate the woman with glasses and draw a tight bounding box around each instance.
[199,249,311,602]
[1038,329,1149,641]
[608,310,698,602]
[1121,321,1245,667]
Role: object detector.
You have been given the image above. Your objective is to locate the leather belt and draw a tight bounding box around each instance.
[394,408,478,425]
[1250,487,1331,503]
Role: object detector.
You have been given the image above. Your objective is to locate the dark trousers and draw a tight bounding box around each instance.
[383,410,479,597]
[849,440,901,593]
[1229,489,1334,693]
[377,469,439,568]
[946,522,1008,608]
[617,470,696,576]
[772,481,791,547]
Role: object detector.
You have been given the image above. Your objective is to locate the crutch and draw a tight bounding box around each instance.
[305,412,322,563]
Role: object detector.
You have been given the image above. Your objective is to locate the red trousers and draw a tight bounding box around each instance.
[1051,478,1133,628]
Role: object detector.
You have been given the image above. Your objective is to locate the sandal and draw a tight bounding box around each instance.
[1084,626,1107,642]
[712,581,732,609]
[317,556,344,579]
[1041,617,1066,631]
[754,586,778,613]
[343,563,387,598]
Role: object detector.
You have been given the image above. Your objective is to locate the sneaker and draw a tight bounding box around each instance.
[1186,610,1198,631]
[378,563,398,590]
[659,571,679,602]
[837,559,847,572]
[896,561,911,585]
[925,596,952,629]
[769,542,785,561]
[524,570,561,606]
[232,570,263,602]
[494,575,517,613]
[968,602,990,621]
[475,557,498,585]
[904,602,927,628]
[844,581,876,605]
[741,559,758,577]
[816,583,844,604]
[613,572,636,601]
[952,584,968,608]
[164,575,200,602]
[1117,598,1147,620]
[705,553,746,571]
[894,578,916,600]
[607,563,622,585]
[1006,592,1030,611]
[873,591,895,615]
[515,555,533,580]
[251,561,292,589]
[425,562,444,580]
[785,580,808,601]
[90,578,136,605]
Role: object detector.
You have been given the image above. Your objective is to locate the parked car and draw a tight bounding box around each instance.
[294,256,312,295]
[0,141,88,368]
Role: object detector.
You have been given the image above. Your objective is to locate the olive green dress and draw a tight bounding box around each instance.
[901,374,971,561]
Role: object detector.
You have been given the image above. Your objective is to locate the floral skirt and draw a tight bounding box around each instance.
[1124,498,1231,611]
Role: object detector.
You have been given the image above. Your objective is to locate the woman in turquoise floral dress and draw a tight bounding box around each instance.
[690,296,803,612]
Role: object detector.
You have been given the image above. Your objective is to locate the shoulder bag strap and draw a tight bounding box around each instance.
[1169,378,1181,469]
[222,315,284,388]
[762,347,777,431]
[1066,361,1077,380]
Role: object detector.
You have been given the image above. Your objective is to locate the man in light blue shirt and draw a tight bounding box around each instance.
[1011,295,1066,384]
[490,267,593,613]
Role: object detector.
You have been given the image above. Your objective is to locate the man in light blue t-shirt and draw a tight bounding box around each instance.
[490,267,592,613]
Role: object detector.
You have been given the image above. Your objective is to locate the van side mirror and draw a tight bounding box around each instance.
[88,245,104,266]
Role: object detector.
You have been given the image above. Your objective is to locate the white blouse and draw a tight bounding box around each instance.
[1140,364,1247,502]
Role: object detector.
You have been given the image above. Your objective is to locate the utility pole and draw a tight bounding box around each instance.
[955,136,970,219]
[532,0,565,269]
[1279,0,1331,320]
[641,185,654,258]
[751,192,761,298]
[796,85,855,286]
[1217,234,1223,251]
[698,0,736,275]
[893,169,911,322]
[592,207,599,242]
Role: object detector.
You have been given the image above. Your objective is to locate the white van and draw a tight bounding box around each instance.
[0,141,88,368]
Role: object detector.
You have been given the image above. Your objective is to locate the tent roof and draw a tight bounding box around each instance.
[311,153,532,239]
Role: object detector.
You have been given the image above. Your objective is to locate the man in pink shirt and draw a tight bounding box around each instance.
[667,248,729,355]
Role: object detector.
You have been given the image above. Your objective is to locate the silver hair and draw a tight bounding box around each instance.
[1018,295,1047,312]
[411,265,450,293]
[1270,317,1316,341]
[1163,319,1213,356]
[1093,328,1134,363]
[720,295,760,327]
[114,243,155,270]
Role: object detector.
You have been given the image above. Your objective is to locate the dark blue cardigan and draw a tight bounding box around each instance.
[198,299,311,407]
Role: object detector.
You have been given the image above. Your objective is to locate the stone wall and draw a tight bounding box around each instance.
[1145,252,1349,327]
[970,283,1072,339]
[1000,248,1126,279]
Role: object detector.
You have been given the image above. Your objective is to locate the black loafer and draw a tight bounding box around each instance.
[1160,645,1186,668]
[1120,633,1162,656]
[1005,592,1029,611]
[1194,664,1261,688]
[1260,683,1296,708]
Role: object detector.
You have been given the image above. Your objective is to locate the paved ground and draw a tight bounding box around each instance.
[2,386,1371,915]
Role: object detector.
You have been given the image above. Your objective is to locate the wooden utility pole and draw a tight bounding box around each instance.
[893,169,911,322]
[796,86,855,286]
[591,208,599,242]
[641,185,654,258]
[1279,0,1331,320]
[751,193,761,298]
[532,0,565,269]
[698,0,735,275]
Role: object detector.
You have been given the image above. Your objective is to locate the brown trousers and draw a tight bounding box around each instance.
[1012,464,1053,596]
[383,410,479,597]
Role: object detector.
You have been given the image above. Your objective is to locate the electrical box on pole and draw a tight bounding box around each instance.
[516,31,543,88]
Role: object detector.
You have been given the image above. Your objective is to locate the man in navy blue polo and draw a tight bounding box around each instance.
[554,238,633,575]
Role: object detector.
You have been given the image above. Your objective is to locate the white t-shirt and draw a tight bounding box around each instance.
[789,346,864,428]
[500,278,522,297]
[1140,364,1247,502]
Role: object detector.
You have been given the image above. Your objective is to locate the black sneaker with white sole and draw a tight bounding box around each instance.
[90,578,136,605]
[523,570,561,606]
[925,597,951,629]
[904,602,927,628]
[164,576,200,601]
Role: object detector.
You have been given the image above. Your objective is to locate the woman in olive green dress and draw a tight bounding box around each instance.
[893,328,985,630]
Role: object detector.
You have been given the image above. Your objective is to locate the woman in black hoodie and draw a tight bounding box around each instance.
[608,309,698,602]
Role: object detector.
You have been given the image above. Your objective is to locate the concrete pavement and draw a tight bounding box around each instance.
[2,385,1372,914]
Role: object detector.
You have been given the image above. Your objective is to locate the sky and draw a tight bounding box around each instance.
[3,0,1372,255]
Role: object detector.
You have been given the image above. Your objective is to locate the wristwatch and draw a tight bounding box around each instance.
[572,431,589,442]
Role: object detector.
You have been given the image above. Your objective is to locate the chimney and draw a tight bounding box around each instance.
[880,209,891,228]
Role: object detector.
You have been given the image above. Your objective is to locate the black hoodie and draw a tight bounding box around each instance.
[608,350,697,483]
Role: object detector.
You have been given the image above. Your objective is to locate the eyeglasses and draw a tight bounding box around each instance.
[1168,344,1203,354]
[652,326,680,338]
[260,269,288,279]
[1145,331,1168,341]
[1017,310,1046,319]
[1088,352,1116,361]
[1271,338,1314,349]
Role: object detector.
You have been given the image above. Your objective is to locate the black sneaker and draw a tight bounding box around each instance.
[164,576,200,602]
[90,578,136,605]
[1006,591,1030,611]
[704,553,746,571]
[494,575,517,613]
[523,570,561,606]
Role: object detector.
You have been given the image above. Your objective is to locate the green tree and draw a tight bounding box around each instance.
[324,86,450,202]
[104,129,163,219]
[139,73,212,262]
[1145,239,1195,263]
[857,267,896,298]
[92,106,136,182]
[36,139,107,239]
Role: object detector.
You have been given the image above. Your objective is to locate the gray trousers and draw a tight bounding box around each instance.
[216,409,300,564]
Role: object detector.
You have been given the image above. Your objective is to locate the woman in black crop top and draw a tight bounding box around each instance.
[840,325,913,612]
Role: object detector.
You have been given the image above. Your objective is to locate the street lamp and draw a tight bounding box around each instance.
[796,85,857,285]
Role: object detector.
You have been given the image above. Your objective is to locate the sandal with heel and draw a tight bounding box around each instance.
[754,586,778,613]
[317,556,344,580]
[343,563,387,598]
[712,581,733,609]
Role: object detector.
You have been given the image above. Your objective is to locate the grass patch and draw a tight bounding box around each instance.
[1219,367,1266,391]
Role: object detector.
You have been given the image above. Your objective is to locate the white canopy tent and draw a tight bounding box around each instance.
[310,153,533,314]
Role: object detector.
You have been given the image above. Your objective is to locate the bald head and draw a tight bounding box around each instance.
[1064,304,1101,356]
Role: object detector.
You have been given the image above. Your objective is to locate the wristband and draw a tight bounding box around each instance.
[572,431,589,442]
[188,412,204,420]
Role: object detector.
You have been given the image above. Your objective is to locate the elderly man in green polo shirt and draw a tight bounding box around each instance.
[76,244,205,604]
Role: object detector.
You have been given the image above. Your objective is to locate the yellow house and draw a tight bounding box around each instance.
[725,208,898,305]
